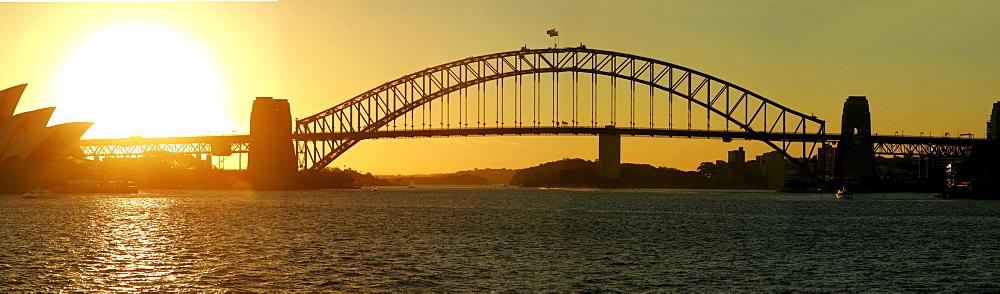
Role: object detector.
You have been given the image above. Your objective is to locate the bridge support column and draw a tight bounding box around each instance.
[599,126,621,186]
[834,96,876,189]
[249,97,297,189]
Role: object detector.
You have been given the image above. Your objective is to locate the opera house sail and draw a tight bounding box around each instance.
[0,84,94,193]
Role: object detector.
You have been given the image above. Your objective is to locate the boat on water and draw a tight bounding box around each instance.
[408,181,416,188]
[22,188,57,199]
[836,187,853,199]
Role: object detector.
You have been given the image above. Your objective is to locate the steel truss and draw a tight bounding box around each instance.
[873,142,974,157]
[81,142,249,157]
[80,135,250,157]
[296,47,827,179]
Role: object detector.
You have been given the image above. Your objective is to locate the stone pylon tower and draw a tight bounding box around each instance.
[598,126,621,187]
[834,96,876,187]
[248,97,297,189]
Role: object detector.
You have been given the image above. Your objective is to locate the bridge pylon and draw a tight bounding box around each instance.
[249,97,297,189]
[599,126,621,186]
[834,96,876,189]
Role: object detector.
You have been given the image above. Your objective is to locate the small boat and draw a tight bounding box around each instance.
[408,181,416,188]
[23,188,57,199]
[836,186,853,199]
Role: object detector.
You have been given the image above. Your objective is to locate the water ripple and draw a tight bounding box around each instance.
[1,189,999,291]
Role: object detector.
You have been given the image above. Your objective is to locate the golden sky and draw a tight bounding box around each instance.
[1,0,999,174]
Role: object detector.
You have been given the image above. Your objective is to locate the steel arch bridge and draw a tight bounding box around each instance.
[296,46,827,178]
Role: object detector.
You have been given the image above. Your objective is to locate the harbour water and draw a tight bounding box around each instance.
[1,187,998,292]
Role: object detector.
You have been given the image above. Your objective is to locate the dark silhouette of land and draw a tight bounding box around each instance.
[379,168,515,186]
[0,152,354,193]
[510,158,766,189]
[0,151,976,194]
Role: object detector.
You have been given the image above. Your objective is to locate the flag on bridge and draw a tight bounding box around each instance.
[547,29,558,37]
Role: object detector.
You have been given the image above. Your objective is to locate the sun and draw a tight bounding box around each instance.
[50,20,232,139]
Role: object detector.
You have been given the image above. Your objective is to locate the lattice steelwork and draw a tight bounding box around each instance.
[81,142,249,157]
[873,142,974,157]
[80,135,250,157]
[297,46,827,177]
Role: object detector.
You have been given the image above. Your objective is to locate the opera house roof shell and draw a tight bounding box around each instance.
[0,84,92,163]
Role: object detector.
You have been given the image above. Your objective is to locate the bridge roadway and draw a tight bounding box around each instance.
[78,128,989,158]
[79,135,249,157]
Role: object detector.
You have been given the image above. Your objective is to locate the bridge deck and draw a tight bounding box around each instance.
[79,135,250,146]
[290,128,836,142]
[78,128,989,148]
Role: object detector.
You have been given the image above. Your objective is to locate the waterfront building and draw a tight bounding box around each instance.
[0,84,93,192]
[757,151,787,190]
[0,84,92,163]
[987,101,1000,140]
[728,147,746,164]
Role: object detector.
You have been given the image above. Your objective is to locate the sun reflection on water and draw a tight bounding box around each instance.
[75,197,186,291]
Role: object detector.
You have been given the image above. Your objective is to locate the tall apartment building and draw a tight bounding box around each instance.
[988,101,1000,140]
[728,147,746,164]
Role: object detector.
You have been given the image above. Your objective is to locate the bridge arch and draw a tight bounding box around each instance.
[296,47,827,179]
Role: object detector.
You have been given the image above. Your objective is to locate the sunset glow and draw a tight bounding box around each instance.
[1,0,999,174]
[50,20,232,138]
[4,1,1000,291]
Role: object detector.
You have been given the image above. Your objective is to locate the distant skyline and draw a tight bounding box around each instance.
[2,0,999,174]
